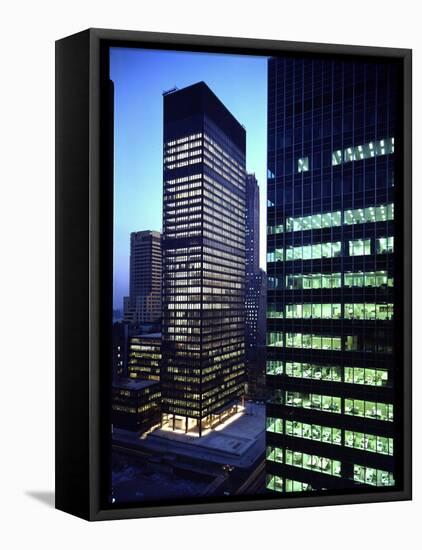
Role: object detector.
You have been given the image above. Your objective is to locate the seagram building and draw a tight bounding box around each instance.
[266,57,398,493]
[161,82,246,436]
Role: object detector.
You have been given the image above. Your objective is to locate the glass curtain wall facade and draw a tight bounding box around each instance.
[161,82,246,435]
[266,57,397,492]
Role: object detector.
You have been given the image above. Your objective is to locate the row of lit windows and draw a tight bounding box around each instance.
[353,465,394,486]
[268,203,393,234]
[166,133,202,147]
[284,391,341,414]
[268,416,342,445]
[266,475,313,493]
[276,270,393,290]
[166,156,202,170]
[165,146,202,164]
[268,332,342,350]
[204,134,244,173]
[204,158,244,191]
[268,332,392,354]
[345,398,394,421]
[266,466,394,490]
[332,138,394,166]
[204,174,245,211]
[266,361,389,387]
[276,391,394,422]
[165,196,201,209]
[268,302,394,321]
[345,430,393,456]
[204,142,245,183]
[165,139,202,156]
[296,138,394,173]
[267,237,394,262]
[267,446,343,477]
[267,417,393,456]
[165,173,202,185]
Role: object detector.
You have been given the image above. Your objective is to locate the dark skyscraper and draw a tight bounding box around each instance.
[266,57,397,493]
[245,174,260,277]
[124,230,162,324]
[161,82,246,435]
[244,173,267,398]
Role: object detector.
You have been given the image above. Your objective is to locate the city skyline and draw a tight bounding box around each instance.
[110,47,268,310]
[110,48,400,504]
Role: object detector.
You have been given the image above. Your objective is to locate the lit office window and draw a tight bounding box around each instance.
[285,420,342,445]
[285,362,342,382]
[267,332,283,347]
[353,465,394,487]
[376,236,394,254]
[285,303,341,320]
[267,303,282,318]
[344,271,393,288]
[285,211,341,232]
[285,333,342,351]
[344,367,389,387]
[285,479,314,492]
[344,399,394,421]
[344,303,394,321]
[266,474,283,492]
[285,391,342,414]
[285,450,341,477]
[267,248,283,263]
[266,446,283,463]
[266,416,283,433]
[285,241,342,261]
[345,431,394,456]
[268,203,393,234]
[344,204,394,225]
[286,273,341,289]
[298,156,309,172]
[332,137,394,166]
[266,360,283,375]
[349,239,371,256]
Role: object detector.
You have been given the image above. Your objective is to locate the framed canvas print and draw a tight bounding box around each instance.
[55,28,412,521]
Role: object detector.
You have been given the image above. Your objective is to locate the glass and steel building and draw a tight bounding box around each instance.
[245,173,260,276]
[161,82,246,435]
[266,57,397,492]
[123,230,162,324]
[244,173,267,398]
[128,333,161,381]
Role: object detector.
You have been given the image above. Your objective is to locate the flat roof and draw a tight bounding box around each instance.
[113,378,159,391]
[131,332,162,340]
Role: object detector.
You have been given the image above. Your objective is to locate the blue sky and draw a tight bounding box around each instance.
[110,47,268,310]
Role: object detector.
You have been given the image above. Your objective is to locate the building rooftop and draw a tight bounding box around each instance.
[163,81,246,152]
[118,402,266,468]
[113,378,159,391]
[131,332,162,340]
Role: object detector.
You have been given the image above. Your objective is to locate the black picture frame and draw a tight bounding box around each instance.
[55,28,412,521]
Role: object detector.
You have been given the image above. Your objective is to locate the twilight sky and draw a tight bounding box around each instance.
[110,47,268,310]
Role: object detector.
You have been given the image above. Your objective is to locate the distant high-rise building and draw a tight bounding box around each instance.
[161,82,246,435]
[266,57,397,493]
[245,174,260,277]
[244,173,267,398]
[123,230,162,324]
[245,268,267,398]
